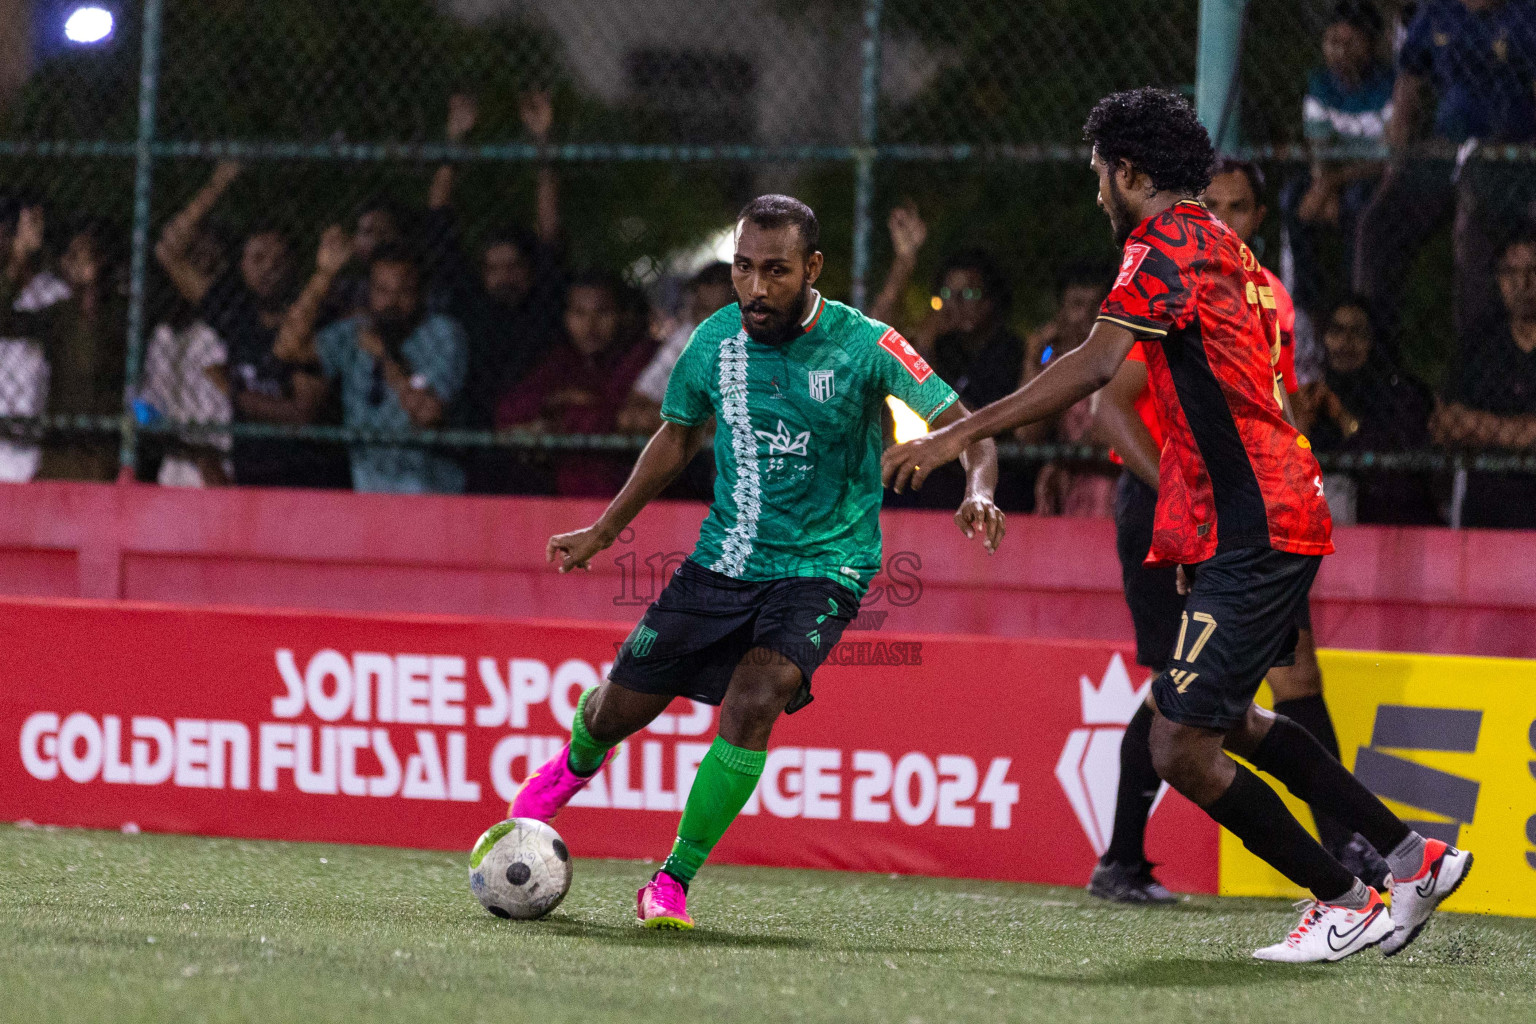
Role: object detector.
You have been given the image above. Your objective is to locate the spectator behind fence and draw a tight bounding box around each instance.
[1023,266,1116,517]
[0,211,127,481]
[1355,0,1536,355]
[0,200,70,481]
[497,271,657,497]
[1432,231,1536,527]
[423,92,569,492]
[619,261,734,434]
[42,219,127,480]
[1280,1,1393,323]
[314,198,409,329]
[309,246,468,494]
[157,162,349,488]
[1292,296,1438,525]
[142,217,232,486]
[871,214,1031,508]
[868,208,1028,406]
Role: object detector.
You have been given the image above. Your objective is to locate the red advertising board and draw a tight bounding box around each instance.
[1,597,1218,894]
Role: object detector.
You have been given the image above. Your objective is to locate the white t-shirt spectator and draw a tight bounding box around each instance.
[0,271,71,482]
[141,319,232,486]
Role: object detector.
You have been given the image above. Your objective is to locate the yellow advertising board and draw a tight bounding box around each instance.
[1219,649,1536,918]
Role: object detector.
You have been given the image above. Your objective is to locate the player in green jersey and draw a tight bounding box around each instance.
[508,194,1003,928]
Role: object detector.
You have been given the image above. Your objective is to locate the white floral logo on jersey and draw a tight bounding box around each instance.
[808,369,835,403]
[755,419,810,457]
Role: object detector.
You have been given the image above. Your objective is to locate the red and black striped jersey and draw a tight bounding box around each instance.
[1111,271,1295,466]
[1099,200,1333,567]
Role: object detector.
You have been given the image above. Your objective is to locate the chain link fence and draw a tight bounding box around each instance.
[0,0,1532,525]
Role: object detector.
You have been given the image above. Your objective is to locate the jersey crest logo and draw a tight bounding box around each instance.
[755,419,810,457]
[808,369,835,402]
[628,624,658,657]
[877,328,933,383]
[1115,243,1151,288]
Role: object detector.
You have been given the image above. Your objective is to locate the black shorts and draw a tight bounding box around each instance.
[1115,471,1315,670]
[608,558,860,708]
[1152,547,1323,731]
[1114,471,1184,670]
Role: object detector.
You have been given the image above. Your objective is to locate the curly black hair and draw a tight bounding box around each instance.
[1083,88,1215,197]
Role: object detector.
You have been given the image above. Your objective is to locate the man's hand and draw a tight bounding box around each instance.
[316,225,353,276]
[955,493,1005,553]
[446,93,478,143]
[12,206,44,262]
[888,204,927,263]
[519,90,554,143]
[1176,565,1191,596]
[210,160,243,191]
[882,423,968,494]
[547,524,614,573]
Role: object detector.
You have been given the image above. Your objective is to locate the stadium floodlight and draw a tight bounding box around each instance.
[63,6,114,45]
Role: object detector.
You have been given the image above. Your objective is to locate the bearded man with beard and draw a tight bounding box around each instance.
[510,195,1003,930]
[311,246,468,493]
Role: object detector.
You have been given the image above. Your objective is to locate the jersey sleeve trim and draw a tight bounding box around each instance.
[660,411,707,427]
[1097,313,1169,338]
[918,390,959,424]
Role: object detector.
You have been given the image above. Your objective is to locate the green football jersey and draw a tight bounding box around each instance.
[659,292,958,596]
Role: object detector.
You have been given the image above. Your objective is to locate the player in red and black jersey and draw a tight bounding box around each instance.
[883,88,1470,963]
[1085,159,1389,905]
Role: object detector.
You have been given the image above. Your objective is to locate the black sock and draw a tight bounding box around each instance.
[1272,696,1353,855]
[1249,715,1411,856]
[1103,703,1159,865]
[1205,761,1357,902]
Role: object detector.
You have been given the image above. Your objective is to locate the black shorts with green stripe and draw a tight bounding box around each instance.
[608,558,860,710]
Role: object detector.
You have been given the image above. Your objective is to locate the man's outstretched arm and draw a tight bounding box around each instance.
[546,420,710,572]
[926,400,1005,552]
[884,320,1137,492]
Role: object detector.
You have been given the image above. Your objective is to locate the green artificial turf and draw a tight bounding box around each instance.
[2,823,1534,1023]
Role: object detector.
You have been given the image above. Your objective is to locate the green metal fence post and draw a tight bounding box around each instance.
[849,0,884,311]
[118,0,166,478]
[1195,0,1248,154]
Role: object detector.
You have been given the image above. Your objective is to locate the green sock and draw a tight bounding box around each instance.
[660,736,767,886]
[565,688,613,775]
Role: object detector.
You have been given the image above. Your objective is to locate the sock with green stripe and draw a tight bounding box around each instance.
[660,736,767,887]
[565,688,614,776]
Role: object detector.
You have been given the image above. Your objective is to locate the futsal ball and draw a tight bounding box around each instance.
[468,818,573,920]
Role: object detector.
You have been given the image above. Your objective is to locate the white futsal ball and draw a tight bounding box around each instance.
[468,818,573,920]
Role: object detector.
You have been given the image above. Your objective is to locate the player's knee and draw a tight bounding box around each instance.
[729,655,802,722]
[1149,722,1218,797]
[584,683,657,744]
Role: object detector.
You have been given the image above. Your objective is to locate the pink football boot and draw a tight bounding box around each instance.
[637,871,694,929]
[507,742,614,822]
